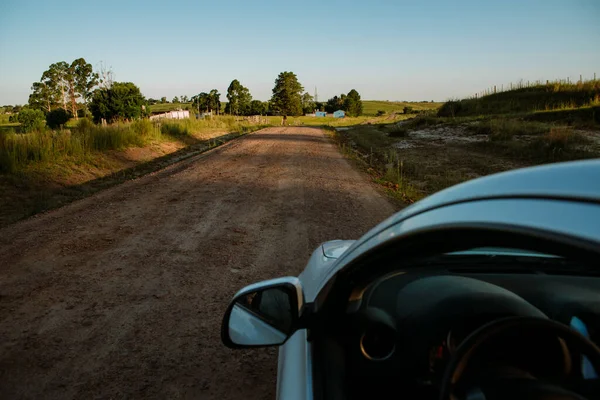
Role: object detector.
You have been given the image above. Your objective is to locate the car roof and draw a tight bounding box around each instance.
[388,159,600,226]
[309,160,600,301]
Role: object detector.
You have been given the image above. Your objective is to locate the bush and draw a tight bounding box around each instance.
[388,126,409,137]
[538,128,587,151]
[403,106,413,114]
[376,110,386,116]
[437,100,462,117]
[89,82,147,123]
[46,108,72,129]
[472,119,551,141]
[17,109,46,132]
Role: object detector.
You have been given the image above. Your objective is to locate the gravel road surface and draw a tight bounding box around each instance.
[0,127,395,399]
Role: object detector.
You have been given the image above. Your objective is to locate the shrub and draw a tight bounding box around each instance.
[403,106,413,114]
[376,110,386,116]
[437,100,462,117]
[17,109,46,132]
[89,82,147,123]
[388,126,409,137]
[46,108,72,129]
[539,127,587,151]
[472,119,551,141]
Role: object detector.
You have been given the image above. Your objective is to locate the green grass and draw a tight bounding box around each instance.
[0,116,274,174]
[362,100,442,116]
[438,79,600,118]
[469,119,551,140]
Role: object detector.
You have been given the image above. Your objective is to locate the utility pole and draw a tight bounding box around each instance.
[314,86,318,104]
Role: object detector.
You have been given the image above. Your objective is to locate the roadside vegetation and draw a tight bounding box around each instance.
[333,78,600,206]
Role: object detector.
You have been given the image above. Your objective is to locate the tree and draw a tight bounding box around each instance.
[29,81,55,112]
[226,79,252,115]
[89,82,147,123]
[71,58,98,109]
[208,89,221,114]
[192,90,221,114]
[301,92,315,114]
[17,109,46,132]
[270,71,304,116]
[249,100,268,115]
[28,58,97,117]
[181,95,189,103]
[148,98,158,105]
[325,95,343,113]
[97,62,114,90]
[46,108,71,129]
[160,97,167,104]
[344,89,363,117]
[172,96,179,104]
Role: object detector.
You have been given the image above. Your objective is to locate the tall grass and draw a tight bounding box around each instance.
[0,116,272,173]
[470,120,551,140]
[438,79,600,117]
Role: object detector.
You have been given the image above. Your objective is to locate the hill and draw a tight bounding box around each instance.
[438,79,600,124]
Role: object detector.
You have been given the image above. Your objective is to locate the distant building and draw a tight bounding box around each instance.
[333,110,345,118]
[315,111,327,117]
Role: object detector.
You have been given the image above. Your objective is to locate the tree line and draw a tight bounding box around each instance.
[15,61,364,131]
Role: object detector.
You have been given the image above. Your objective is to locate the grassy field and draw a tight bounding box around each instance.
[0,116,275,226]
[362,100,442,116]
[438,79,600,119]
[146,100,442,117]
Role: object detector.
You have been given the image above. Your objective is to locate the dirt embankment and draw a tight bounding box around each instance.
[0,127,395,399]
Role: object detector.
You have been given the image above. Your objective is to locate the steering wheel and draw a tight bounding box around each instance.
[439,317,600,400]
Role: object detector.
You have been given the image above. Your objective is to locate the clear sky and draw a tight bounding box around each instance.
[1,0,599,105]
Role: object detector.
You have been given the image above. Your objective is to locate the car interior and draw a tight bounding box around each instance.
[310,228,600,400]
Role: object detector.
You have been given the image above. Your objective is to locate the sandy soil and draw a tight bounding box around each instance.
[0,127,395,399]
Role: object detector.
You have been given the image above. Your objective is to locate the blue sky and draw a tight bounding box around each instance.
[1,0,599,105]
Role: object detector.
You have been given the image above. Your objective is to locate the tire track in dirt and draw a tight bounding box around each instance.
[0,126,395,399]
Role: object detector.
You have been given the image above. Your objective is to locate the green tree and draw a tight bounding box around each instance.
[181,95,189,103]
[28,58,97,117]
[29,82,55,112]
[45,62,70,110]
[207,89,221,114]
[270,71,304,116]
[249,100,268,115]
[301,92,315,114]
[226,79,252,115]
[17,109,46,132]
[160,97,167,104]
[344,89,363,117]
[172,96,179,103]
[71,58,98,111]
[46,108,71,129]
[89,82,147,123]
[192,91,220,114]
[325,95,343,113]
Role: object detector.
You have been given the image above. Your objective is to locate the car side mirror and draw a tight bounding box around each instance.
[221,277,305,348]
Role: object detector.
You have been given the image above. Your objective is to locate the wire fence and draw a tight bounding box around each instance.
[469,73,598,99]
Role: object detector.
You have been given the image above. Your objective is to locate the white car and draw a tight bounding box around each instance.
[222,160,600,400]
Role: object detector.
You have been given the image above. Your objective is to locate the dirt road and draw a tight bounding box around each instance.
[0,127,395,399]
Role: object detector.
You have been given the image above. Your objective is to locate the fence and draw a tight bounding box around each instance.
[469,73,598,99]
